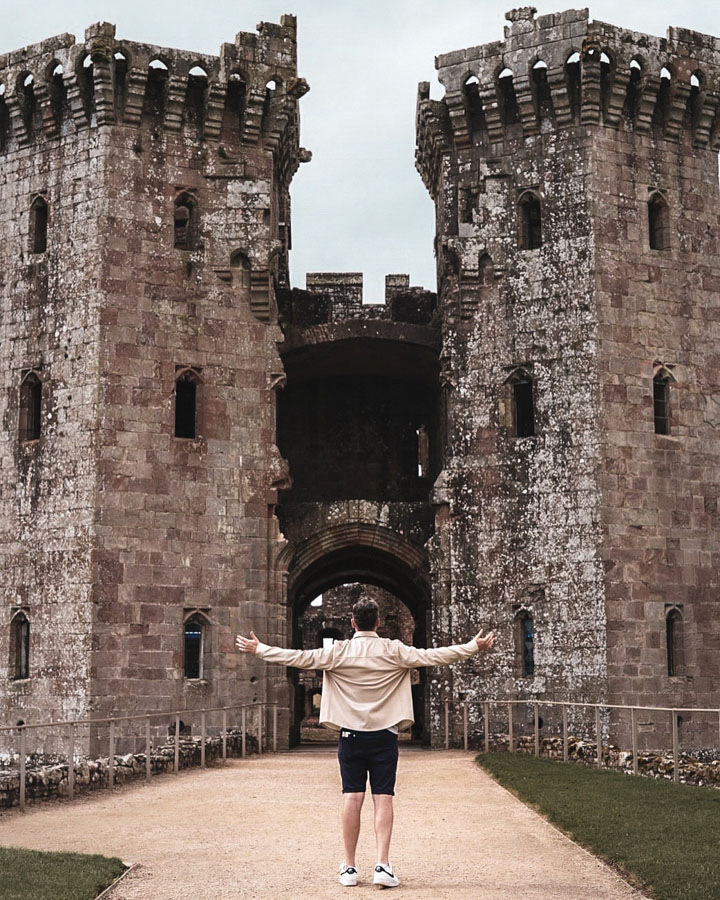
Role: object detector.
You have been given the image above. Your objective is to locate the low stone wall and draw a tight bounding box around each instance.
[0,730,259,810]
[480,734,720,788]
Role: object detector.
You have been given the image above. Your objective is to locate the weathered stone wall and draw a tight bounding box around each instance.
[418,8,607,745]
[0,33,103,725]
[0,729,260,809]
[417,7,720,747]
[0,18,307,743]
[589,36,720,748]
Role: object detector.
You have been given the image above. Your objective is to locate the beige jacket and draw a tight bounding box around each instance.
[256,630,480,732]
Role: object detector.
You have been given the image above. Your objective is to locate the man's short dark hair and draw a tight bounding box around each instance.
[353,597,379,631]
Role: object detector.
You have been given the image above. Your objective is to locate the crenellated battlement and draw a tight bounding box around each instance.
[417,6,720,190]
[0,15,309,167]
[278,273,437,329]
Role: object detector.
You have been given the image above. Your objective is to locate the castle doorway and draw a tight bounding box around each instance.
[282,524,431,748]
[294,583,425,745]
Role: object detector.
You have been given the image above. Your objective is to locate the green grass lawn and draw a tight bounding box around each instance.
[477,752,720,900]
[0,847,126,900]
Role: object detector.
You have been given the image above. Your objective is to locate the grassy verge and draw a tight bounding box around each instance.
[477,752,720,900]
[0,847,126,900]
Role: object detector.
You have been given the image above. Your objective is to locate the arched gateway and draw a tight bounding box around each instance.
[275,522,431,745]
[272,276,442,746]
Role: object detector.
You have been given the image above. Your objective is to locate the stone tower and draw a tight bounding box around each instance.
[0,18,307,738]
[416,7,720,745]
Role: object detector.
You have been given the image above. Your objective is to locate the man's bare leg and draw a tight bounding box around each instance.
[341,792,365,866]
[372,794,394,864]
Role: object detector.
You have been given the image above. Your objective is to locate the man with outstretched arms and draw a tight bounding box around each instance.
[236,596,495,888]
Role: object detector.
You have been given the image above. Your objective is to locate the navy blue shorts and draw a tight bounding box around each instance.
[338,729,399,795]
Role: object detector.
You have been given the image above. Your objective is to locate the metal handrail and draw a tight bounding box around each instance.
[0,702,271,732]
[4,701,279,813]
[443,697,720,785]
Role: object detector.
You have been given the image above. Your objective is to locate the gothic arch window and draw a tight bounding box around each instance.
[221,71,247,142]
[648,192,670,251]
[10,611,30,680]
[463,73,485,137]
[666,607,684,676]
[416,424,430,478]
[565,51,581,120]
[184,611,210,679]
[514,610,534,677]
[517,191,542,250]
[174,366,203,439]
[478,252,494,286]
[29,195,48,253]
[47,60,66,126]
[230,250,251,289]
[19,370,42,443]
[653,366,674,435]
[17,72,36,133]
[174,192,198,250]
[531,59,552,121]
[497,67,519,126]
[505,368,535,438]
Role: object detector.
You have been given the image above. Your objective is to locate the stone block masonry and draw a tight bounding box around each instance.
[416,6,720,748]
[2,7,719,754]
[0,17,308,749]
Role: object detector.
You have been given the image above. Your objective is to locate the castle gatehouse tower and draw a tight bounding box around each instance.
[0,17,308,746]
[416,7,720,746]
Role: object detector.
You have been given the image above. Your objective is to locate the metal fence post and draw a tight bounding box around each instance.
[672,710,679,784]
[108,718,115,788]
[595,706,602,768]
[174,713,180,774]
[483,701,490,753]
[258,704,263,754]
[562,705,568,762]
[201,710,206,768]
[272,705,278,753]
[67,723,75,801]
[463,702,468,751]
[19,726,26,812]
[534,703,540,758]
[632,708,638,776]
[222,708,228,762]
[145,716,152,783]
[241,707,247,758]
[508,702,514,753]
[444,700,450,750]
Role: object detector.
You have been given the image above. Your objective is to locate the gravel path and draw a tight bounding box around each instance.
[0,748,647,899]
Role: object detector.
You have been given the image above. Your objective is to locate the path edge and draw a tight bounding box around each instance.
[473,756,652,900]
[96,862,140,899]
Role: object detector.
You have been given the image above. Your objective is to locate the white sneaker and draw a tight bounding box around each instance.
[339,863,358,886]
[373,863,399,888]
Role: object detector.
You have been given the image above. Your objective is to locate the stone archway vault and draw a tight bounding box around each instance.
[270,522,432,745]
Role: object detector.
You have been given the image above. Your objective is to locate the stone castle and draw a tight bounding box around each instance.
[1,7,718,749]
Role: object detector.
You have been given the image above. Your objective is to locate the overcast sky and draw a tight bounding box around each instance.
[2,1,718,300]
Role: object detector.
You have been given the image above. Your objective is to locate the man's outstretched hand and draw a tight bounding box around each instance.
[474,630,495,652]
[236,631,260,655]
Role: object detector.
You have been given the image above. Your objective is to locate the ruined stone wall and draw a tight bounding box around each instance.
[417,7,720,746]
[0,18,307,738]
